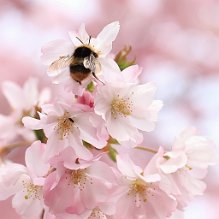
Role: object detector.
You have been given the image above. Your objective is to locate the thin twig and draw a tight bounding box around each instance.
[40,209,45,219]
[135,146,158,154]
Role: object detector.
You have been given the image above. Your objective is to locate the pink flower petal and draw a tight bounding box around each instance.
[22,116,42,130]
[25,141,50,177]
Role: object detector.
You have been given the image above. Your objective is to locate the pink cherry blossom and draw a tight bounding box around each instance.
[23,102,108,160]
[0,77,51,142]
[0,18,217,219]
[113,154,176,219]
[77,90,94,108]
[94,80,163,143]
[0,141,49,218]
[44,148,118,217]
[160,128,217,174]
[44,208,109,219]
[155,127,218,210]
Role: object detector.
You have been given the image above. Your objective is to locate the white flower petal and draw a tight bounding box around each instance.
[2,81,24,110]
[22,116,42,130]
[69,30,79,46]
[39,88,51,105]
[0,114,17,140]
[44,134,65,160]
[76,113,107,149]
[12,189,43,218]
[68,131,93,160]
[172,127,196,150]
[88,161,117,183]
[94,21,120,56]
[178,171,206,195]
[107,117,136,142]
[0,163,27,200]
[78,23,90,44]
[23,78,39,108]
[69,24,90,47]
[41,39,73,65]
[121,65,142,83]
[186,136,217,168]
[116,155,138,178]
[160,151,188,174]
[139,173,161,183]
[128,116,155,132]
[146,100,163,121]
[48,67,69,81]
[17,127,36,142]
[99,58,122,83]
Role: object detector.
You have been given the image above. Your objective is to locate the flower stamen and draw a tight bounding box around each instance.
[22,181,41,200]
[128,179,157,207]
[111,95,132,119]
[88,207,105,219]
[55,112,74,140]
[128,179,148,203]
[67,169,91,191]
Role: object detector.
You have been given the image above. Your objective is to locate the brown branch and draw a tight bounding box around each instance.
[135,146,158,154]
[40,209,45,219]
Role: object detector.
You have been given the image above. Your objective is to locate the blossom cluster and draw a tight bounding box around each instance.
[0,21,217,219]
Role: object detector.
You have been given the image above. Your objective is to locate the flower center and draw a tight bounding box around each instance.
[128,179,147,202]
[88,207,105,219]
[111,95,132,119]
[67,169,90,191]
[22,180,42,200]
[127,179,157,206]
[55,112,74,140]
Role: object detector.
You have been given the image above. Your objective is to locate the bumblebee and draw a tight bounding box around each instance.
[49,36,101,84]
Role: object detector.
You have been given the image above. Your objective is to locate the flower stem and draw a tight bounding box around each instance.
[0,141,31,156]
[40,209,45,219]
[135,146,157,154]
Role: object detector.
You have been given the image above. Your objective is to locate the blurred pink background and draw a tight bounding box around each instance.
[0,0,218,218]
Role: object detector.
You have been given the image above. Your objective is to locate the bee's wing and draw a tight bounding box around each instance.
[48,56,73,72]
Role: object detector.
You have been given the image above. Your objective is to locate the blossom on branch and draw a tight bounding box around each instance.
[0,21,217,219]
[94,80,163,143]
[0,78,50,143]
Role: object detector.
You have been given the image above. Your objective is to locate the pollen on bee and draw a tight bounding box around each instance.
[111,95,133,119]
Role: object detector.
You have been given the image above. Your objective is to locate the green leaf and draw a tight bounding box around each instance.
[108,137,119,145]
[86,81,95,93]
[108,146,118,162]
[34,129,47,143]
[82,140,93,149]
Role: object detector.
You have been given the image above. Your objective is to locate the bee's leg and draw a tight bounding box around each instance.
[88,35,91,44]
[92,72,104,84]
